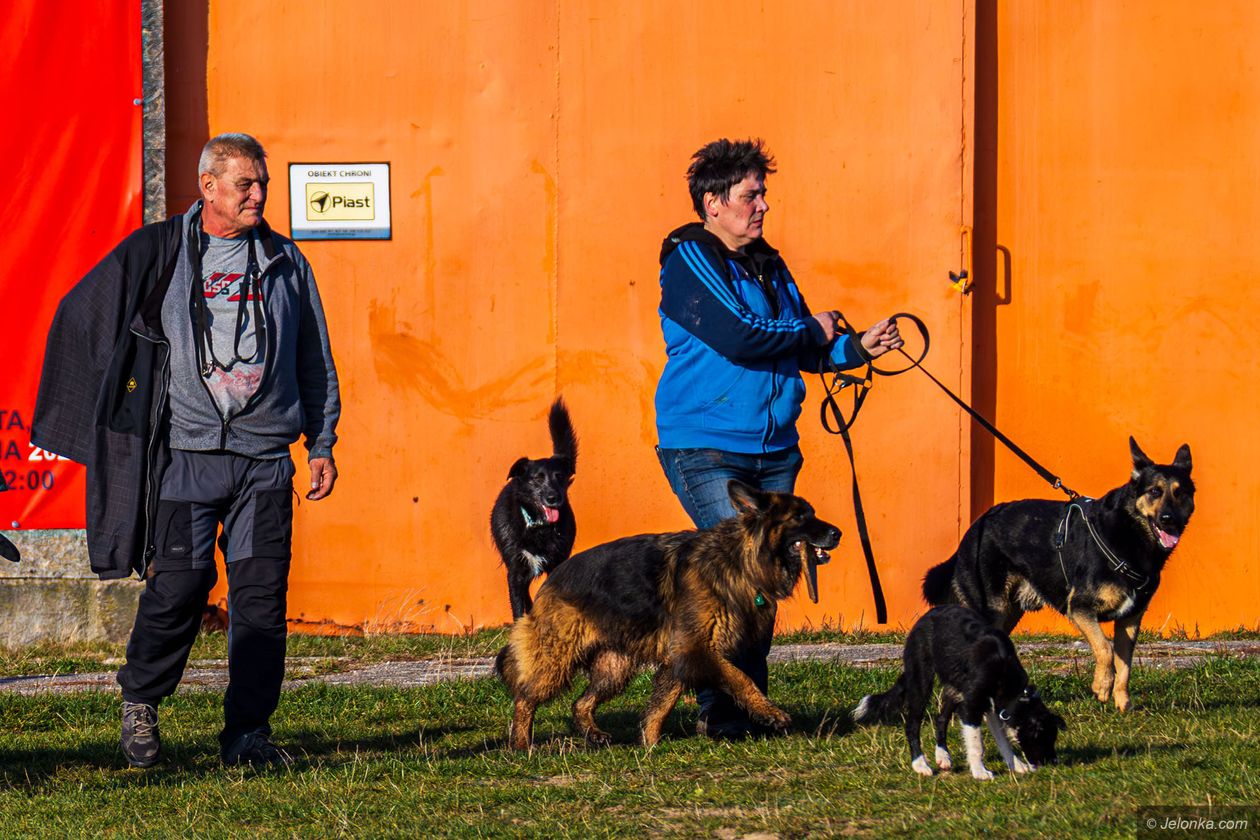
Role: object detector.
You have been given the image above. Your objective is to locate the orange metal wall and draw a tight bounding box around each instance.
[975,1,1260,634]
[173,1,976,633]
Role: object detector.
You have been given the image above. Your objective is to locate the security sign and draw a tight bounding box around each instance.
[289,162,391,240]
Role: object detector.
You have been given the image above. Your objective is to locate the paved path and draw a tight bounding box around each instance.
[1,640,1255,696]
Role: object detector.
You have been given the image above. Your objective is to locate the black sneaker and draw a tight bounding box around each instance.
[222,730,293,768]
[121,701,161,768]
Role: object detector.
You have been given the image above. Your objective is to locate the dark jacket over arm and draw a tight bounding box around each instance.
[32,219,182,579]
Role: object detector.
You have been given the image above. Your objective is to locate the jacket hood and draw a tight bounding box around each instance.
[659,221,779,267]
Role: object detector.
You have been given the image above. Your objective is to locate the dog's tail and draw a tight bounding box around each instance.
[494,616,534,691]
[548,397,578,467]
[922,556,957,606]
[852,673,908,725]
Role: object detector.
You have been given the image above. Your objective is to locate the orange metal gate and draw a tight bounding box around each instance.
[164,2,1260,636]
[171,0,975,632]
[971,0,1260,634]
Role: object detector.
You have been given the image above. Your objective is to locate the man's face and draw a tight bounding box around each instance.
[705,173,769,251]
[200,156,268,238]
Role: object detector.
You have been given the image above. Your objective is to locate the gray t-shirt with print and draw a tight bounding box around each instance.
[164,231,266,432]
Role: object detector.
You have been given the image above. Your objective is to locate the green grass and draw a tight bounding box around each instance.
[4,625,1253,679]
[1,655,1257,837]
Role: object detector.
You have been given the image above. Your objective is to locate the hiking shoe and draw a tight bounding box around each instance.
[222,730,293,768]
[121,701,161,768]
[695,712,753,741]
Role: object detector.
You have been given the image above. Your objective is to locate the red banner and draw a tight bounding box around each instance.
[0,1,142,529]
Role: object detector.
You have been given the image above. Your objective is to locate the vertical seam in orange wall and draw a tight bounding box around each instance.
[957,0,971,541]
[551,0,562,391]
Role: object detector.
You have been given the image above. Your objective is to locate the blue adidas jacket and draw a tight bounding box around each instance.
[654,223,866,454]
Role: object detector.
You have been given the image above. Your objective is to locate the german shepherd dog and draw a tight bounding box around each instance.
[495,480,840,750]
[491,398,579,620]
[923,437,1194,711]
[853,605,1065,780]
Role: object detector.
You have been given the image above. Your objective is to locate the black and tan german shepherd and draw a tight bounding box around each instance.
[490,398,578,620]
[923,437,1194,711]
[853,605,1065,780]
[495,480,840,750]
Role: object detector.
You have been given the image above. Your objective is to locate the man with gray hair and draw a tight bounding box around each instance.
[33,133,340,768]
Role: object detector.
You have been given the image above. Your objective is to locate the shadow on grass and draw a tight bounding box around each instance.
[0,723,486,789]
[511,702,859,755]
[1055,740,1188,767]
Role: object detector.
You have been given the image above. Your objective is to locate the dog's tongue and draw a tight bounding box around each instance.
[1156,527,1180,549]
[543,507,560,524]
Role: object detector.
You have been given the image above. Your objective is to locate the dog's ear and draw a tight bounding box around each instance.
[1129,436,1153,478]
[728,479,764,514]
[1173,443,1192,473]
[508,457,530,480]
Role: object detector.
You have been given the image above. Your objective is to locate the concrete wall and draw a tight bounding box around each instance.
[0,530,140,646]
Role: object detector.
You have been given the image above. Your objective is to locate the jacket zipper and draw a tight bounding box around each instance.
[757,271,780,452]
[137,335,171,578]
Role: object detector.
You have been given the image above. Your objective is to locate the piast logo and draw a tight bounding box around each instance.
[127,377,137,393]
[304,183,375,221]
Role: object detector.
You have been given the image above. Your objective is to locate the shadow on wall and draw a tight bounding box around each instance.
[164,0,209,214]
[970,0,1001,518]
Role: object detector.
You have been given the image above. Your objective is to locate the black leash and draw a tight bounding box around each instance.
[817,312,1080,624]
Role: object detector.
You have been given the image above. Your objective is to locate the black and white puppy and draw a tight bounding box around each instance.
[853,605,1065,780]
[491,397,578,620]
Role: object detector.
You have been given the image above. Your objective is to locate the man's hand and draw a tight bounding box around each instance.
[860,318,904,359]
[307,457,338,501]
[811,310,842,342]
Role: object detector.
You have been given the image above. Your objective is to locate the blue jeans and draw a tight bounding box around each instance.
[656,445,803,728]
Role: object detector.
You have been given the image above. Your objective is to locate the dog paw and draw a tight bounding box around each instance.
[756,707,792,732]
[1113,691,1131,712]
[507,723,531,752]
[911,755,935,777]
[1092,672,1115,702]
[935,747,953,771]
[583,728,613,747]
[971,766,995,781]
[1011,757,1034,775]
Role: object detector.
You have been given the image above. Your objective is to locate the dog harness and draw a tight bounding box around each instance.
[1053,500,1151,591]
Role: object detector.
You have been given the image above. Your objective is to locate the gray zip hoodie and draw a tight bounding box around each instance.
[164,202,340,460]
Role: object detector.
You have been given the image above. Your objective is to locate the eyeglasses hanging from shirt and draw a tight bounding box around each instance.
[194,233,267,378]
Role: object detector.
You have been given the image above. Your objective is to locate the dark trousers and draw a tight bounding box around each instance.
[656,445,803,725]
[117,556,291,752]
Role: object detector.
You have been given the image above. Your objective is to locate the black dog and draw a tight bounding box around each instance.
[923,437,1194,711]
[491,397,578,620]
[853,605,1065,780]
